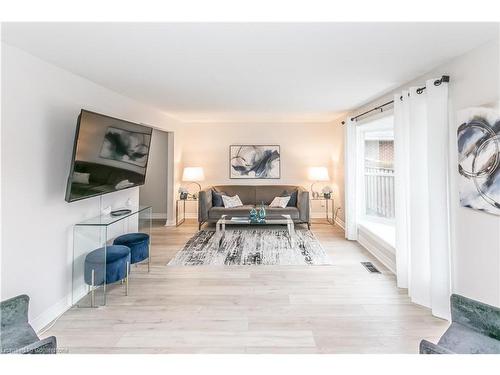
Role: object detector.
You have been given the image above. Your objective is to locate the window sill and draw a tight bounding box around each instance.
[358,219,395,249]
[357,220,396,273]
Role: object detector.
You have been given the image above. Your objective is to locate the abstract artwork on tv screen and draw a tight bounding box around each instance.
[457,107,500,216]
[230,145,280,179]
[100,127,151,168]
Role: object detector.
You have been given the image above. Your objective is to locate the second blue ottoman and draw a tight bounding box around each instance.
[113,232,150,271]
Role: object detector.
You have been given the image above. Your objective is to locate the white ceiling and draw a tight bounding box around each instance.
[2,23,498,123]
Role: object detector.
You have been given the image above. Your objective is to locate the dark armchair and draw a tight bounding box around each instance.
[1,294,57,354]
[420,294,500,354]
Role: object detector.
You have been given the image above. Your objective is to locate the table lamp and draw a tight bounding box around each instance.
[308,167,329,199]
[182,167,205,199]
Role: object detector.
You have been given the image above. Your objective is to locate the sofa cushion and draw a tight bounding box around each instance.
[264,206,300,219]
[209,205,255,219]
[256,185,300,205]
[214,186,256,205]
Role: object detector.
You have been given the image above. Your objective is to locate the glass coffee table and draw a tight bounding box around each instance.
[215,214,296,246]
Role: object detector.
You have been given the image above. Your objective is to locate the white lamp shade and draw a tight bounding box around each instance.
[182,167,205,182]
[308,167,329,181]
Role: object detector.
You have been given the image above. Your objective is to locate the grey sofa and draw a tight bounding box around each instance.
[198,185,310,230]
[1,294,57,354]
[420,294,500,354]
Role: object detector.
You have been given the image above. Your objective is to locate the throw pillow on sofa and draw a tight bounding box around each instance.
[212,190,226,207]
[270,196,291,208]
[222,194,243,208]
[280,189,298,207]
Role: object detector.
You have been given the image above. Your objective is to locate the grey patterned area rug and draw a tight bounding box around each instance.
[168,229,332,266]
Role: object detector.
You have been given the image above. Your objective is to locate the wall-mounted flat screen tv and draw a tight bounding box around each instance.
[65,110,153,202]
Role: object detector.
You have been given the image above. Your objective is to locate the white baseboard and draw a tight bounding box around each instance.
[165,219,177,227]
[334,217,345,230]
[357,226,396,274]
[31,294,72,333]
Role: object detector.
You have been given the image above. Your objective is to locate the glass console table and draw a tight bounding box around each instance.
[72,206,152,308]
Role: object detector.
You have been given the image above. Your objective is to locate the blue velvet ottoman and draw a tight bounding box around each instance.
[113,233,150,271]
[84,245,131,306]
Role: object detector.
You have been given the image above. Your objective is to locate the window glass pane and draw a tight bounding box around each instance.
[364,129,395,219]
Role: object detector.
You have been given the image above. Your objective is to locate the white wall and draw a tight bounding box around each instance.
[445,40,500,307]
[334,38,500,306]
[180,122,343,219]
[0,43,182,330]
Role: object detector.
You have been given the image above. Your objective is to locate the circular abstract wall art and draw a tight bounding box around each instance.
[457,111,500,215]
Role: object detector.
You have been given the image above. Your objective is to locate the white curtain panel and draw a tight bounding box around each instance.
[344,117,358,240]
[393,91,410,289]
[394,79,451,320]
[426,81,452,320]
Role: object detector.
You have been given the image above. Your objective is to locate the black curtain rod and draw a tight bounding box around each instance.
[341,75,449,124]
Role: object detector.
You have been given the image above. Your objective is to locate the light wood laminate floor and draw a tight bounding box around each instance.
[44,219,448,353]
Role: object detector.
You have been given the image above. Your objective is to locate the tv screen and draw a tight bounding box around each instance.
[65,110,153,202]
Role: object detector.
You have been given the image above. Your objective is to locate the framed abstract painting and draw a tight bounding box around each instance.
[229,145,281,179]
[457,107,500,216]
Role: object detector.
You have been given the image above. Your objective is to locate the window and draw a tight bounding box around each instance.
[357,116,395,223]
[364,131,395,220]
